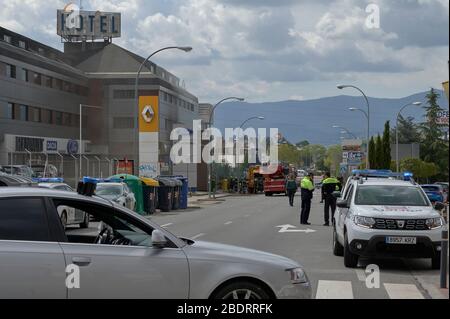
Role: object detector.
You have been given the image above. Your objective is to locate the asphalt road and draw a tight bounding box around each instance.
[68,190,447,299]
[148,191,446,299]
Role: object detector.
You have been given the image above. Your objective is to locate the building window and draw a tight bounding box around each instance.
[32,72,41,85]
[113,90,135,99]
[20,68,28,82]
[6,64,16,79]
[41,109,52,124]
[52,78,62,90]
[0,103,14,119]
[63,113,71,126]
[18,40,26,49]
[42,75,52,88]
[28,106,41,123]
[62,81,71,92]
[16,105,28,121]
[113,117,134,129]
[3,35,11,43]
[53,111,62,125]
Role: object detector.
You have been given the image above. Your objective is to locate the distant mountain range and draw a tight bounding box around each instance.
[213,90,449,146]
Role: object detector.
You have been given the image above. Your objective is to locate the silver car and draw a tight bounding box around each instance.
[0,187,311,299]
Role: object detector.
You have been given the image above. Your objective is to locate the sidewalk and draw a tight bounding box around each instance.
[187,191,231,207]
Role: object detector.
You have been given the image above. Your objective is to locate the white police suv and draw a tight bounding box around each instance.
[332,171,446,269]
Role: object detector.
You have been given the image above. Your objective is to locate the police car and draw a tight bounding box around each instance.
[37,178,90,229]
[332,170,446,269]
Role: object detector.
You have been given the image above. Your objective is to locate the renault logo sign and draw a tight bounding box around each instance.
[142,105,155,123]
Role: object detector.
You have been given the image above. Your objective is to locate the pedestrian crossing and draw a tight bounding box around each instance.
[315,280,425,299]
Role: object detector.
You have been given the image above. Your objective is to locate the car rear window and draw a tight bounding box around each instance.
[355,186,429,206]
[422,186,440,192]
[0,198,51,242]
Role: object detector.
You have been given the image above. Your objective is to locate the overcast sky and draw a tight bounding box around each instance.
[0,0,448,103]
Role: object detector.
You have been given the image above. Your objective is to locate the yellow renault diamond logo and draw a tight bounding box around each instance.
[142,105,155,123]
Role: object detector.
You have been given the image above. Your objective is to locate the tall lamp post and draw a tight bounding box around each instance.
[348,107,369,168]
[338,85,370,169]
[395,101,422,172]
[332,125,358,139]
[79,104,102,179]
[134,46,192,176]
[207,97,245,199]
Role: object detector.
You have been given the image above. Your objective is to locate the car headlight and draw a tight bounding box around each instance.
[426,217,444,230]
[287,268,308,284]
[353,216,376,228]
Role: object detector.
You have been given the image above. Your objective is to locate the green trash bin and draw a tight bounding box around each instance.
[140,178,159,215]
[109,174,145,215]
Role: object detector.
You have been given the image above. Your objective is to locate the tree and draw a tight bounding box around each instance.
[296,140,310,148]
[374,134,383,169]
[400,158,439,184]
[382,121,391,169]
[325,145,343,176]
[368,136,376,169]
[390,115,421,144]
[420,88,449,180]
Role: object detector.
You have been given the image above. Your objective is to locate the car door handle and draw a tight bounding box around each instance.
[72,257,92,267]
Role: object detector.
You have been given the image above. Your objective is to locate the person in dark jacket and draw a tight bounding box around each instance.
[300,173,315,225]
[321,172,341,226]
[286,174,298,207]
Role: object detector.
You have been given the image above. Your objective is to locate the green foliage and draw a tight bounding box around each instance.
[419,88,449,180]
[400,158,439,183]
[325,145,343,176]
[369,136,376,169]
[374,135,383,169]
[382,121,391,169]
[391,115,421,144]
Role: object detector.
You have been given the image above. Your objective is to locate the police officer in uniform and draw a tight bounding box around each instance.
[300,173,315,225]
[321,172,341,226]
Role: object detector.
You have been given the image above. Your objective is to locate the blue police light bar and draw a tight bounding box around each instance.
[352,169,393,177]
[34,178,64,183]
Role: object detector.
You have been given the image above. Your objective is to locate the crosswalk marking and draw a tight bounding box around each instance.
[316,280,353,299]
[316,280,426,299]
[384,283,424,299]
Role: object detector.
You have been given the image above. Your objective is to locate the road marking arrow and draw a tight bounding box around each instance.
[276,224,317,233]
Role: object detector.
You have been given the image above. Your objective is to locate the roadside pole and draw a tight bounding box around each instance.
[440,204,448,288]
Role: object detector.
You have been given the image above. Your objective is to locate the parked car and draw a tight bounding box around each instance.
[0,187,312,299]
[31,164,58,178]
[333,175,445,269]
[421,184,446,203]
[435,182,449,202]
[0,165,34,178]
[95,182,136,210]
[38,182,90,229]
[0,173,35,187]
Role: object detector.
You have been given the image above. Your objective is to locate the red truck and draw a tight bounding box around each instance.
[262,164,290,196]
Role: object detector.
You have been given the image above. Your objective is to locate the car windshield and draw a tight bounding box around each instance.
[355,186,429,206]
[422,186,440,192]
[96,185,123,196]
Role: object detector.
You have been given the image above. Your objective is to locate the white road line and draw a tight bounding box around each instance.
[224,221,233,225]
[244,214,250,218]
[191,233,206,240]
[160,223,173,228]
[316,280,354,299]
[383,283,424,299]
[355,269,366,282]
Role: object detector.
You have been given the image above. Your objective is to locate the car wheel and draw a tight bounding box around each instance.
[60,211,68,230]
[333,225,344,256]
[80,213,90,229]
[212,281,271,300]
[265,192,273,197]
[344,232,358,268]
[431,254,441,270]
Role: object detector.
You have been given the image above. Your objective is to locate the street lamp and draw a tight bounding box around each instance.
[239,116,265,129]
[207,97,245,199]
[134,46,192,176]
[79,104,102,179]
[332,125,357,139]
[348,107,370,167]
[338,85,371,169]
[396,101,422,172]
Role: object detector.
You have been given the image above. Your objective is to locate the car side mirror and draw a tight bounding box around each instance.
[337,199,349,209]
[152,230,168,249]
[434,202,446,211]
[332,191,342,199]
